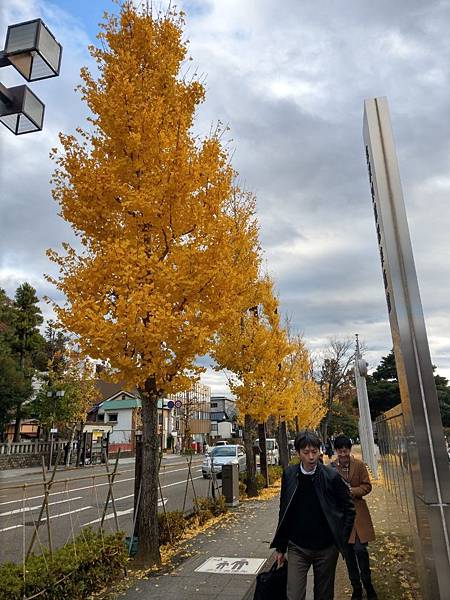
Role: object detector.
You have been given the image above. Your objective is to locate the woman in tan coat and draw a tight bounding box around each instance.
[332,435,378,600]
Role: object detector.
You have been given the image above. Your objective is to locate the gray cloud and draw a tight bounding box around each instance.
[1,0,450,394]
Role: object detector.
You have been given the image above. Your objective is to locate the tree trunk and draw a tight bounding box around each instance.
[13,403,22,443]
[258,422,269,488]
[243,414,258,497]
[278,420,289,469]
[295,415,300,434]
[135,378,161,566]
[65,424,77,466]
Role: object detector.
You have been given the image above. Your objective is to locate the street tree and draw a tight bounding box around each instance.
[273,335,325,467]
[212,276,290,494]
[316,338,355,444]
[48,3,260,565]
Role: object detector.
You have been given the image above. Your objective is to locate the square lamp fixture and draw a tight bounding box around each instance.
[3,18,62,81]
[0,84,44,134]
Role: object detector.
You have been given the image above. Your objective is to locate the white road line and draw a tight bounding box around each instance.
[42,506,92,522]
[0,505,92,532]
[0,477,135,506]
[0,496,83,517]
[82,498,167,526]
[0,469,205,509]
[0,523,23,532]
[0,464,201,507]
[160,475,203,488]
[115,493,133,501]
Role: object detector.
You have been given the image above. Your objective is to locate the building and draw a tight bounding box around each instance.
[170,382,211,450]
[88,381,171,452]
[209,396,239,441]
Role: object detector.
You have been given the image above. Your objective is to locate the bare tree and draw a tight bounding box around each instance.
[316,338,355,443]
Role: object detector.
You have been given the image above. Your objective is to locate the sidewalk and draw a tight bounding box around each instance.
[116,495,280,600]
[113,466,420,600]
[114,491,352,600]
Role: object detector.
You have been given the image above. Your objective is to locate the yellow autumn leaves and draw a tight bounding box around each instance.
[47,2,323,431]
[212,276,324,429]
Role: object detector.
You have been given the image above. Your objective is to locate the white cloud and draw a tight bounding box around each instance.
[2,0,450,389]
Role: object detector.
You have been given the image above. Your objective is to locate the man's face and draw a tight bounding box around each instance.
[336,447,351,465]
[298,445,320,471]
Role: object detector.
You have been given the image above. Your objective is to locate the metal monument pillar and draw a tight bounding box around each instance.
[354,335,378,479]
[363,96,450,599]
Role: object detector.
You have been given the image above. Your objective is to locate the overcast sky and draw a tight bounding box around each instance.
[1,0,450,395]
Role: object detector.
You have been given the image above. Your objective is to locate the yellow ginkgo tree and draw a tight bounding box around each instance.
[48,3,260,565]
[212,276,290,495]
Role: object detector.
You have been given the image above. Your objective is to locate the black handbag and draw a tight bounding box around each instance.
[253,560,288,600]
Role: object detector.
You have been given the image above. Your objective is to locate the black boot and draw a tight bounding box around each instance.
[351,586,363,600]
[363,581,378,600]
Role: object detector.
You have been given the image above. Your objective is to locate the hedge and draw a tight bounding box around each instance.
[0,529,127,600]
[157,495,227,546]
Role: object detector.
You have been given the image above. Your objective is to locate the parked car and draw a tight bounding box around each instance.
[255,438,280,465]
[202,444,246,478]
[214,440,229,446]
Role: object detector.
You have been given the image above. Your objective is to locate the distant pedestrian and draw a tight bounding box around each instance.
[271,430,355,600]
[331,435,378,600]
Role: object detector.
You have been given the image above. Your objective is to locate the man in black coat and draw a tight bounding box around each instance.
[271,430,355,600]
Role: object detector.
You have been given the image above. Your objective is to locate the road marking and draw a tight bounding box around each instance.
[82,498,167,526]
[0,523,23,532]
[115,493,134,502]
[0,464,202,506]
[195,557,266,575]
[161,476,203,489]
[0,496,83,517]
[0,477,135,506]
[41,506,92,522]
[0,505,92,532]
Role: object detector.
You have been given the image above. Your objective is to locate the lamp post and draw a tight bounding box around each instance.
[46,389,65,470]
[0,18,62,134]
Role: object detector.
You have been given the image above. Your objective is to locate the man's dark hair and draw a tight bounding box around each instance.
[333,435,352,450]
[294,430,321,451]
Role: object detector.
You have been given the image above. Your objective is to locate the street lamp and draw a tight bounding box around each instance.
[0,83,44,134]
[0,18,62,135]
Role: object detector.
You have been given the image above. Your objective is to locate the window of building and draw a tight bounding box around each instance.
[107,413,118,423]
[211,402,218,408]
[211,423,218,432]
[97,413,105,422]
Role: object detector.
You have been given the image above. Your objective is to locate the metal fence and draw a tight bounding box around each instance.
[0,451,217,569]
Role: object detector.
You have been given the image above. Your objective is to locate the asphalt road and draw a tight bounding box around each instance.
[0,455,216,564]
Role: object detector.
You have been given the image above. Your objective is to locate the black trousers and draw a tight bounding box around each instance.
[287,541,339,600]
[344,535,372,589]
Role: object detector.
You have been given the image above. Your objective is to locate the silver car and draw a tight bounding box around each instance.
[202,444,246,478]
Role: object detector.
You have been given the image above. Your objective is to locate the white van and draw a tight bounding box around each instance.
[255,438,280,465]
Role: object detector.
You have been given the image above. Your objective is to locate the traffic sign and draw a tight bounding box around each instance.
[175,400,182,409]
[167,400,175,409]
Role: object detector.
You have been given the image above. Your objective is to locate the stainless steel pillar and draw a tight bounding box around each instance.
[363,96,450,599]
